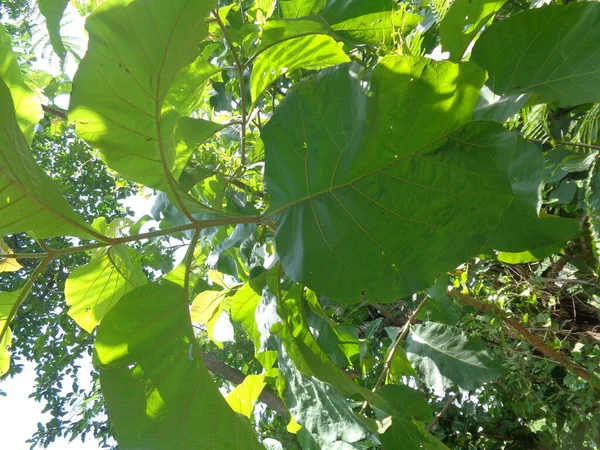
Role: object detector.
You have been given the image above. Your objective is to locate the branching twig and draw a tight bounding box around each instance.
[360,298,428,414]
[2,216,260,260]
[449,290,592,381]
[529,138,600,151]
[213,10,248,167]
[427,393,458,432]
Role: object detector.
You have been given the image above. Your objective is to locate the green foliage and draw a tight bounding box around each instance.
[1,0,600,449]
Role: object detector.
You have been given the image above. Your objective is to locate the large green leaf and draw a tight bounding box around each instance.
[0,289,21,376]
[0,77,100,239]
[262,58,543,303]
[406,322,504,394]
[471,3,600,106]
[38,0,69,60]
[0,25,43,144]
[250,33,349,105]
[95,281,264,449]
[65,245,146,333]
[440,0,507,61]
[70,0,219,199]
[277,349,372,450]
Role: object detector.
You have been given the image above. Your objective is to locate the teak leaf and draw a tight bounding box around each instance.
[0,76,100,239]
[0,25,43,144]
[95,281,264,450]
[65,245,146,333]
[70,0,218,200]
[263,58,550,302]
[472,3,600,106]
[407,322,504,394]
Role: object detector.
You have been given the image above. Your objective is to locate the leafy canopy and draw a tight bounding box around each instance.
[1,0,600,449]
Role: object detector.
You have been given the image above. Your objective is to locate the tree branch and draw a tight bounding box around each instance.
[427,393,458,432]
[449,290,592,381]
[42,104,68,120]
[2,216,260,260]
[200,352,289,419]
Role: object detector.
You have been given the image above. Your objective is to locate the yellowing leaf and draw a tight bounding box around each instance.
[0,238,22,273]
[225,374,266,418]
[190,290,228,325]
[0,289,22,376]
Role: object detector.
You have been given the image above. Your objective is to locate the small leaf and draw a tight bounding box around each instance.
[191,290,229,325]
[0,238,22,273]
[225,374,266,418]
[250,34,349,105]
[407,322,504,394]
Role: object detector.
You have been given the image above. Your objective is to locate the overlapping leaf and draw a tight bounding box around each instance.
[65,245,146,333]
[38,0,69,60]
[0,24,43,144]
[263,57,556,303]
[0,289,21,376]
[95,281,264,449]
[70,0,222,214]
[277,349,372,450]
[440,0,508,61]
[406,322,504,394]
[250,34,349,105]
[0,76,100,239]
[471,3,600,106]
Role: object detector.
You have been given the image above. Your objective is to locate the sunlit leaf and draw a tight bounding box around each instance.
[0,76,101,239]
[65,245,146,333]
[190,289,229,324]
[0,238,22,273]
[69,0,220,208]
[440,0,508,61]
[322,0,422,47]
[250,34,349,105]
[0,24,43,144]
[225,373,266,418]
[0,289,21,376]
[95,281,263,449]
